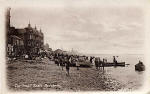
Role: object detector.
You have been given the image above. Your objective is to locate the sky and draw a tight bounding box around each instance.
[10,5,145,54]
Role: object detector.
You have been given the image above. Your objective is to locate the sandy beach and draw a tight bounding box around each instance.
[4,3,146,93]
[7,58,125,91]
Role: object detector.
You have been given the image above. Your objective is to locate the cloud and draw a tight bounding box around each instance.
[11,6,144,54]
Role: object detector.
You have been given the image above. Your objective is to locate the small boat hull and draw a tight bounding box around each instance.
[104,62,125,67]
[135,64,145,71]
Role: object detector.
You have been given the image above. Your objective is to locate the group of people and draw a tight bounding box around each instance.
[90,57,107,70]
[53,53,113,76]
[53,53,120,76]
[53,54,83,76]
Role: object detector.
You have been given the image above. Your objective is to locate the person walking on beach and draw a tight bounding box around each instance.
[65,57,70,76]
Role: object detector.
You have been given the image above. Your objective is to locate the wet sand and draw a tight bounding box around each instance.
[7,58,124,91]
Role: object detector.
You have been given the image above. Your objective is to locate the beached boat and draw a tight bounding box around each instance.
[78,60,92,67]
[70,59,92,67]
[135,63,145,71]
[104,62,125,67]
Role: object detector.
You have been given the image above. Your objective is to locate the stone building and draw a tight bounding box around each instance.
[6,8,44,59]
[23,23,44,59]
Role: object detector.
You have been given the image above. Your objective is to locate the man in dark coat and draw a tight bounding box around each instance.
[59,56,64,70]
[65,57,70,76]
[95,57,99,70]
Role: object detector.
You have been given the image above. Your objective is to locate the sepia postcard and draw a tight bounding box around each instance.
[0,0,150,94]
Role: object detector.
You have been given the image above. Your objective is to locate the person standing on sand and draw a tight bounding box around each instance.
[90,57,92,63]
[95,57,99,70]
[55,56,59,66]
[113,56,117,66]
[59,56,64,70]
[75,58,80,70]
[69,56,72,65]
[102,58,105,70]
[98,57,101,70]
[90,57,94,64]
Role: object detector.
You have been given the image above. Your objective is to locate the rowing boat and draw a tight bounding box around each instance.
[104,62,125,67]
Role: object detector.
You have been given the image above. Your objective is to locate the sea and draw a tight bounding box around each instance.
[87,54,145,91]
